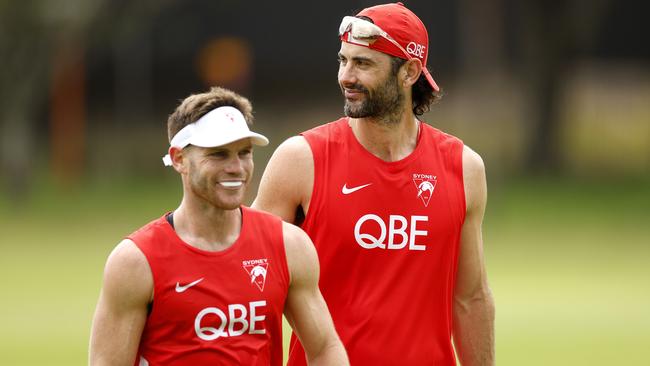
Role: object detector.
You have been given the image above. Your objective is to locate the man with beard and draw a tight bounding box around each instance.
[253,3,495,366]
[89,87,349,366]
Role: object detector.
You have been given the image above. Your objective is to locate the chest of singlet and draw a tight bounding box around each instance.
[130,206,289,366]
[288,118,465,366]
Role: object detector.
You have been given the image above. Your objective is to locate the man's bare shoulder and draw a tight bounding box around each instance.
[273,135,312,160]
[106,239,148,271]
[102,239,153,301]
[253,136,314,223]
[281,221,319,284]
[461,145,487,212]
[282,221,317,262]
[462,145,485,179]
[259,135,314,183]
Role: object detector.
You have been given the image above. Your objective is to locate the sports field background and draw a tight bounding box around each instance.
[1,68,648,366]
[0,173,648,365]
[2,1,649,364]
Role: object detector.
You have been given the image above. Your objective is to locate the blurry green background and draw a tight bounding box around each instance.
[2,176,649,365]
[1,0,649,365]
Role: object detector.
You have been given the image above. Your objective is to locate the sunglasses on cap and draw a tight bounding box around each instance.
[338,16,412,61]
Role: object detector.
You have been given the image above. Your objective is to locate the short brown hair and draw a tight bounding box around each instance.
[167,86,254,142]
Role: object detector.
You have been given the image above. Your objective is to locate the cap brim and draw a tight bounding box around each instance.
[422,68,439,92]
[248,133,270,146]
[190,132,269,148]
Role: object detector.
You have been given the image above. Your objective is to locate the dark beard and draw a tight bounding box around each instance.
[343,71,404,122]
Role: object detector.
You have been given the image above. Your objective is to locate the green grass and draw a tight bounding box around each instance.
[0,176,648,365]
[486,177,650,365]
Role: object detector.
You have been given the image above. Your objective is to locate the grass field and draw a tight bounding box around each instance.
[0,175,648,365]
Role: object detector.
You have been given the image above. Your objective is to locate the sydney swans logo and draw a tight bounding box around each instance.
[242,259,269,292]
[412,173,437,207]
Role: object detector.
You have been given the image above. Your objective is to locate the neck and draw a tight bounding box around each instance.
[349,109,420,162]
[172,196,242,252]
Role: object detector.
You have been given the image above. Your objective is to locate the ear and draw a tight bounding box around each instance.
[402,58,423,88]
[169,146,187,174]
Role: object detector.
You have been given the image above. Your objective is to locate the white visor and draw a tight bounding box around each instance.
[162,106,269,166]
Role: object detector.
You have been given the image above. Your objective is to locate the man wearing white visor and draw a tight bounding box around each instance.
[90,87,349,365]
[255,3,494,366]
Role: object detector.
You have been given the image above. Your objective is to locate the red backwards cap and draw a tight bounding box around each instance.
[341,2,439,92]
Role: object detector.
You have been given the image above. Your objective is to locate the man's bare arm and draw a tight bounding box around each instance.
[452,146,495,366]
[282,222,349,365]
[89,240,152,366]
[253,136,313,223]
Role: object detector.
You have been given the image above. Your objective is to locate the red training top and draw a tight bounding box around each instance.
[129,206,289,366]
[287,118,466,366]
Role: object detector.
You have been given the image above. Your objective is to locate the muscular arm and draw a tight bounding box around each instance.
[252,136,313,224]
[452,146,495,366]
[282,223,349,366]
[89,240,152,366]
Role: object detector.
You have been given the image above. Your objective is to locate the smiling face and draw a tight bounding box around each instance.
[337,42,404,120]
[181,138,254,210]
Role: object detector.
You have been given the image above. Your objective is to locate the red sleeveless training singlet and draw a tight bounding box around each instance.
[129,206,289,366]
[287,118,466,366]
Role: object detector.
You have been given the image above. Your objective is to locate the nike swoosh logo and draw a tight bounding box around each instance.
[175,277,204,293]
[342,183,372,195]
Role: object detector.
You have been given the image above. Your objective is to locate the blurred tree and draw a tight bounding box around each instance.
[456,0,612,174]
[0,1,53,200]
[512,0,611,174]
[0,0,105,198]
[0,0,177,200]
[458,0,506,78]
[50,37,86,185]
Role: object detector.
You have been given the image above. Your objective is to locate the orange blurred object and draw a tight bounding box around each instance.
[50,40,86,185]
[196,36,252,91]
